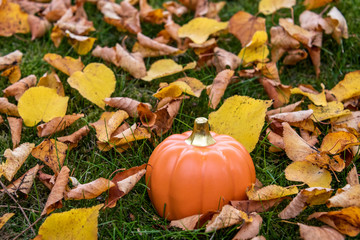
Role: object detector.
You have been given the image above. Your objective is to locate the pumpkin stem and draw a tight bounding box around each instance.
[185,117,216,147]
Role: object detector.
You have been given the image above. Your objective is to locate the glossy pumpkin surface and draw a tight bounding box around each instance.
[146,131,256,220]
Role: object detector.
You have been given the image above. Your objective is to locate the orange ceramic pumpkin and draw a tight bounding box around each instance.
[146,117,256,220]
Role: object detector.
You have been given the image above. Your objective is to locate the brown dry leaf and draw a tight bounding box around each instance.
[229,11,266,47]
[43,53,84,76]
[300,11,333,34]
[347,166,359,186]
[207,69,234,109]
[231,198,286,214]
[31,139,68,174]
[279,187,333,219]
[142,59,196,81]
[138,103,157,127]
[298,223,345,240]
[233,212,262,240]
[285,161,332,188]
[41,166,70,216]
[279,18,316,47]
[266,128,284,151]
[37,113,84,137]
[309,101,351,122]
[330,71,360,102]
[259,0,295,15]
[0,97,19,116]
[283,49,308,65]
[169,214,202,230]
[206,1,226,20]
[291,85,327,106]
[0,212,14,230]
[0,50,23,72]
[139,0,166,24]
[152,98,183,136]
[105,164,146,208]
[66,178,115,200]
[38,71,65,96]
[92,44,146,79]
[164,17,182,48]
[0,143,35,182]
[38,169,55,190]
[327,185,360,208]
[303,0,334,10]
[260,78,291,108]
[104,97,150,118]
[269,110,313,123]
[57,126,90,149]
[3,75,36,101]
[4,164,40,196]
[194,0,208,17]
[205,205,252,232]
[0,0,30,37]
[308,207,360,237]
[331,111,360,132]
[266,101,303,116]
[163,1,188,17]
[327,7,348,44]
[212,47,241,72]
[28,15,51,40]
[246,184,298,201]
[256,62,280,81]
[7,117,22,149]
[270,26,300,63]
[136,32,180,56]
[0,116,3,125]
[43,0,70,22]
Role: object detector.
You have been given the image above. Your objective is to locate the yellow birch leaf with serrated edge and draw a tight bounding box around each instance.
[141,59,196,81]
[309,101,350,122]
[330,71,360,102]
[18,87,69,127]
[259,0,296,15]
[178,17,228,44]
[285,161,332,188]
[208,95,272,152]
[68,63,116,109]
[37,204,103,240]
[247,184,298,200]
[238,31,269,65]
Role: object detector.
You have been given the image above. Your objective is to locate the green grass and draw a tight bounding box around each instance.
[1,0,360,239]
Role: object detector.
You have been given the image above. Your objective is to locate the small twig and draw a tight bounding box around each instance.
[13,216,43,240]
[320,5,331,16]
[291,8,294,22]
[0,205,40,213]
[0,180,36,235]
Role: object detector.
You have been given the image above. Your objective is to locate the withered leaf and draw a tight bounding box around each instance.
[43,0,70,22]
[57,126,90,149]
[231,198,286,214]
[298,223,345,240]
[233,212,262,240]
[38,71,65,97]
[0,97,19,116]
[3,164,40,196]
[3,74,36,101]
[269,110,313,123]
[104,97,151,118]
[246,184,298,201]
[270,26,300,63]
[207,69,234,109]
[212,47,241,72]
[7,117,22,149]
[0,213,15,230]
[0,0,30,37]
[346,166,359,186]
[66,178,115,200]
[279,18,316,47]
[137,32,180,56]
[37,113,84,137]
[28,15,51,40]
[327,185,360,208]
[43,53,84,76]
[0,50,23,71]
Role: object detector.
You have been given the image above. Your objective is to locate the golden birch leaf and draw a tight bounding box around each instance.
[38,71,65,97]
[66,30,96,55]
[153,84,183,100]
[238,31,269,65]
[0,1,29,37]
[38,204,103,240]
[43,53,84,76]
[175,77,206,98]
[0,143,35,181]
[246,184,298,201]
[141,59,196,81]
[320,131,358,154]
[178,17,228,44]
[309,101,351,122]
[209,95,272,152]
[66,178,115,200]
[0,213,15,230]
[18,86,69,127]
[259,0,296,15]
[92,110,129,142]
[291,86,327,106]
[68,63,116,109]
[285,161,332,188]
[330,71,360,102]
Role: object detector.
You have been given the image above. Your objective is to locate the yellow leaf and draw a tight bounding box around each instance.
[66,30,96,55]
[153,84,183,100]
[174,77,206,97]
[285,161,332,188]
[68,63,116,109]
[0,213,14,230]
[291,85,327,106]
[208,95,272,152]
[18,87,69,127]
[0,1,29,37]
[246,184,298,200]
[309,101,351,122]
[238,31,269,65]
[331,71,360,102]
[37,204,103,240]
[43,53,84,76]
[259,0,296,15]
[141,59,196,81]
[320,131,358,154]
[178,17,228,44]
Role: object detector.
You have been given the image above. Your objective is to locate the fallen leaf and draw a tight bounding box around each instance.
[41,166,70,215]
[28,15,51,40]
[330,71,360,102]
[233,212,262,240]
[267,101,303,116]
[231,198,286,213]
[141,59,196,81]
[178,17,228,44]
[285,161,332,188]
[270,26,300,63]
[38,204,103,239]
[309,101,351,122]
[246,184,298,201]
[0,0,30,37]
[139,0,166,24]
[320,131,358,154]
[18,86,69,127]
[7,117,22,149]
[331,111,360,132]
[266,128,284,150]
[346,166,359,186]
[207,69,234,109]
[299,10,333,34]
[269,110,313,123]
[327,7,348,44]
[152,98,183,136]
[0,143,35,181]
[175,77,206,98]
[3,75,37,101]
[43,0,70,22]
[0,213,14,230]
[259,0,296,15]
[66,178,115,200]
[0,97,20,116]
[1,65,21,84]
[163,1,188,17]
[104,97,150,118]
[169,214,202,230]
[55,6,95,35]
[38,169,55,190]
[137,103,157,127]
[229,11,266,47]
[57,126,90,149]
[4,164,40,196]
[43,53,84,76]
[327,185,360,208]
[212,47,241,72]
[38,71,65,96]
[303,0,334,10]
[65,30,96,55]
[31,139,68,174]
[209,95,272,152]
[0,50,23,72]
[238,31,269,65]
[153,84,183,100]
[298,223,345,240]
[291,85,327,106]
[68,63,116,109]
[260,78,291,108]
[279,18,316,47]
[37,113,83,138]
[136,32,180,56]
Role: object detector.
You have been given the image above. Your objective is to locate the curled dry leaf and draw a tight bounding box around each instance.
[38,169,55,190]
[0,143,35,181]
[0,50,23,71]
[270,26,300,63]
[137,32,180,56]
[346,165,359,186]
[259,78,291,108]
[0,0,30,37]
[139,0,166,24]
[138,103,157,127]
[320,131,358,155]
[1,64,21,84]
[246,184,298,201]
[233,212,262,240]
[175,77,206,98]
[283,49,308,65]
[303,0,334,10]
[229,11,266,47]
[3,164,40,196]
[7,117,22,149]
[291,85,327,106]
[267,101,303,116]
[212,47,241,72]
[105,164,147,208]
[31,139,68,174]
[298,223,345,240]
[57,126,90,149]
[0,213,14,230]
[28,15,51,40]
[41,166,70,216]
[43,0,70,22]
[256,62,280,81]
[269,110,313,123]
[327,7,348,44]
[299,10,333,34]
[104,97,150,118]
[238,31,269,65]
[65,30,96,55]
[279,18,316,47]
[0,97,19,116]
[327,185,360,208]
[37,113,84,137]
[330,70,360,102]
[231,198,286,214]
[163,1,188,17]
[259,0,296,15]
[266,128,284,150]
[309,101,351,122]
[38,71,65,96]
[3,74,37,101]
[169,214,202,230]
[279,187,333,219]
[331,111,360,132]
[43,53,84,76]
[207,69,234,109]
[66,178,115,200]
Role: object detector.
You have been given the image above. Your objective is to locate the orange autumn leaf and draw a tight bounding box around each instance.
[0,97,19,117]
[259,0,296,15]
[4,164,40,196]
[0,213,15,230]
[3,75,37,101]
[38,71,65,96]
[43,53,84,76]
[207,69,234,109]
[303,0,334,10]
[37,113,84,137]
[7,117,22,149]
[66,178,115,200]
